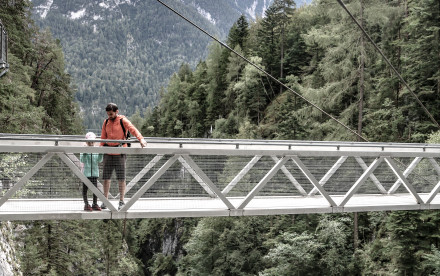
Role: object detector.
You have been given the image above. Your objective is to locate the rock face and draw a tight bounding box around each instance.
[0,222,21,276]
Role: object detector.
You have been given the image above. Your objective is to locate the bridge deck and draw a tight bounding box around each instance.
[1,193,438,221]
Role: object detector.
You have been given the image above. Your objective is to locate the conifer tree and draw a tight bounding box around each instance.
[227,15,249,52]
[206,42,229,126]
[399,0,440,141]
[257,0,295,95]
[234,56,267,124]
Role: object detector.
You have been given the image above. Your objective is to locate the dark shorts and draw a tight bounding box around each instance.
[102,154,126,181]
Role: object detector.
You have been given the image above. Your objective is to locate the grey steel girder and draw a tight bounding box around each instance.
[0,135,440,220]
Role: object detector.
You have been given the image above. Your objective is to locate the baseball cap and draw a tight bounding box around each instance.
[85,132,96,140]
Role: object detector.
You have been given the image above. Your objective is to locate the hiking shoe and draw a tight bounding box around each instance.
[84,204,92,211]
[101,203,107,210]
[92,204,102,211]
[118,201,125,211]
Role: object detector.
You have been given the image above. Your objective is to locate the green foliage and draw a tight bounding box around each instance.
[149,253,177,276]
[31,0,226,129]
[180,216,269,275]
[17,220,143,275]
[0,0,83,135]
[5,0,440,275]
[260,215,354,276]
[363,98,406,142]
[427,131,440,144]
[260,232,321,276]
[422,245,440,276]
[129,218,198,275]
[357,210,440,275]
[315,215,353,275]
[399,0,440,140]
[227,15,249,52]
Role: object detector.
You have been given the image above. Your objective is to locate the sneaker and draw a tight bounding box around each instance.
[92,204,102,211]
[84,204,92,211]
[118,201,125,211]
[101,203,107,210]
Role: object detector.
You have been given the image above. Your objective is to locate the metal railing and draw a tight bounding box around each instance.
[1,133,440,220]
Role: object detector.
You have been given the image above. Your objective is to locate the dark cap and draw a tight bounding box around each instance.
[105,103,118,112]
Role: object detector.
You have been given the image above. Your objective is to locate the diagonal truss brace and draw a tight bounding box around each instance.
[354,157,387,194]
[0,153,54,207]
[121,154,236,211]
[388,157,423,194]
[271,156,307,196]
[428,158,440,175]
[385,157,423,204]
[180,155,235,209]
[426,158,440,203]
[340,157,384,207]
[238,156,290,209]
[222,155,262,195]
[116,154,164,198]
[309,156,387,196]
[57,153,117,211]
[291,156,337,207]
[178,156,216,197]
[309,156,348,196]
[121,154,180,211]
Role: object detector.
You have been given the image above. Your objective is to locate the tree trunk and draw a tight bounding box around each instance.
[358,1,365,139]
[438,0,440,96]
[354,0,366,250]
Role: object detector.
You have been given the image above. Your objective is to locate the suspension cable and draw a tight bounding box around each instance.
[336,0,440,130]
[156,0,369,142]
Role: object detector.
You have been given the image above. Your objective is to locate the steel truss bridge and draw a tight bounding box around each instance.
[1,134,440,221]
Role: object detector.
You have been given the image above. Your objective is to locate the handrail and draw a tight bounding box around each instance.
[0,133,439,150]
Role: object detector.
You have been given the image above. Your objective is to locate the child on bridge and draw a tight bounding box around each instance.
[80,132,103,211]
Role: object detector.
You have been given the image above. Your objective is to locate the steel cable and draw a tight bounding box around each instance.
[336,0,440,130]
[156,0,369,142]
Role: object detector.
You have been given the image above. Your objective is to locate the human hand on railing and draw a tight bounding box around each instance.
[140,138,147,148]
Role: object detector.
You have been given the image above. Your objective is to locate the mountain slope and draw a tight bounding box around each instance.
[31,0,276,129]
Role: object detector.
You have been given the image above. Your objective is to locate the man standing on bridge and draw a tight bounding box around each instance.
[100,103,147,210]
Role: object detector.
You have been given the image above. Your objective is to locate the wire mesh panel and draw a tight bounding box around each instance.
[141,155,212,198]
[0,153,35,197]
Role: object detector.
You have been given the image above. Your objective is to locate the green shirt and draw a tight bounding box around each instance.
[80,153,103,178]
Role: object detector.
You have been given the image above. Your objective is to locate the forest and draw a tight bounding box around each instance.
[31,0,226,130]
[1,0,440,275]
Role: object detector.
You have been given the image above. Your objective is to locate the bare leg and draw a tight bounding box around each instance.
[118,180,126,201]
[103,179,111,199]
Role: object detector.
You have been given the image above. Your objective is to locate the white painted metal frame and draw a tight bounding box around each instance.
[1,134,440,220]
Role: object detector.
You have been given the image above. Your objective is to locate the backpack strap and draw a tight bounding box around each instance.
[120,118,128,139]
[103,119,109,146]
[120,118,131,147]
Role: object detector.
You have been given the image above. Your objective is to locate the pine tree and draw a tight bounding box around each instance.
[297,0,390,141]
[399,0,440,141]
[227,15,249,52]
[257,0,295,95]
[234,56,267,124]
[206,42,229,126]
[0,0,83,135]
